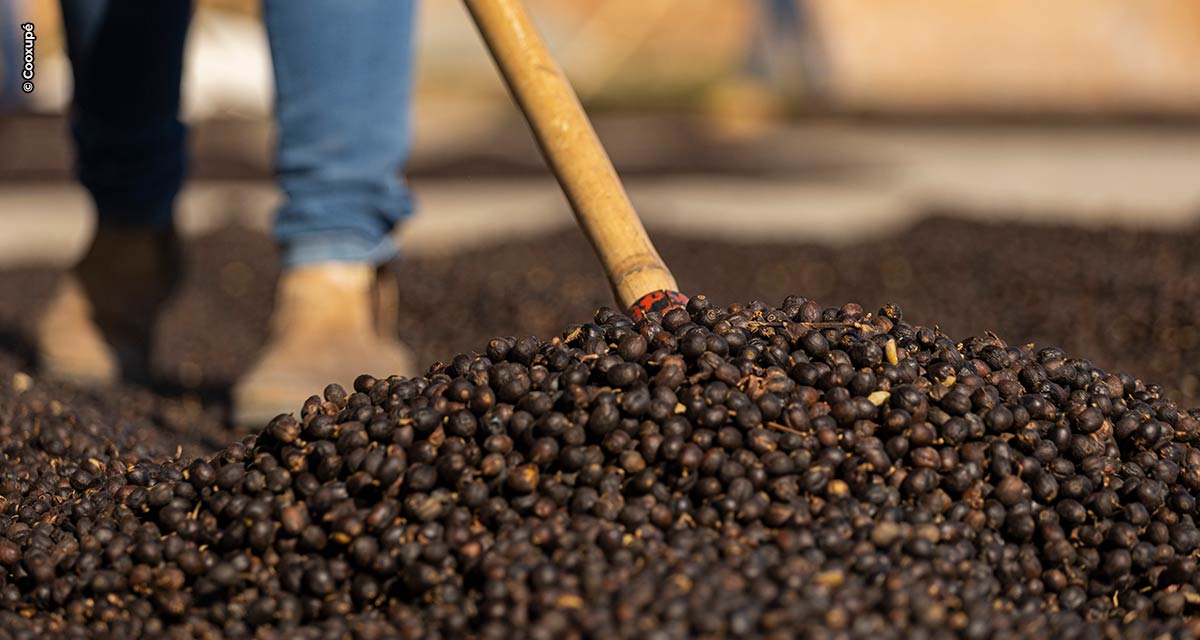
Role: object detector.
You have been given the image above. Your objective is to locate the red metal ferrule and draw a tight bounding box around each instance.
[628,290,689,322]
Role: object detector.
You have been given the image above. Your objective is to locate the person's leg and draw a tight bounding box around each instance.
[40,1,190,386]
[263,0,417,267]
[235,0,418,425]
[748,0,826,101]
[61,0,191,228]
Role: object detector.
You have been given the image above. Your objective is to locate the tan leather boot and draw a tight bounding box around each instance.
[37,227,180,386]
[231,262,416,427]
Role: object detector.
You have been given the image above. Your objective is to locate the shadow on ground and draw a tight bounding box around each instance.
[1,211,1199,454]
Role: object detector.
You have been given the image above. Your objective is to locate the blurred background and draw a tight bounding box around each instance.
[1,0,1200,434]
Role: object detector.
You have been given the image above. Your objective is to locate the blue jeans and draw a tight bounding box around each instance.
[59,0,418,267]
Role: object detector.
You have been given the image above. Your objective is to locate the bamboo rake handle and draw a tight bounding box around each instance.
[463,0,681,311]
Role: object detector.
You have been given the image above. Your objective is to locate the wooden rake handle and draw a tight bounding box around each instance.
[463,0,687,319]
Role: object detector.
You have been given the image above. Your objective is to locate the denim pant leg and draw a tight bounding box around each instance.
[59,0,191,230]
[263,0,418,268]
